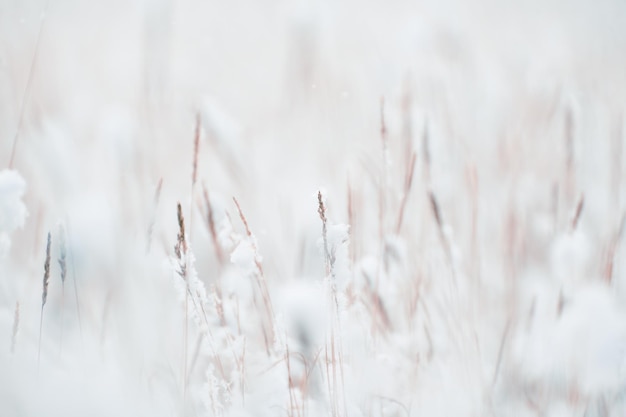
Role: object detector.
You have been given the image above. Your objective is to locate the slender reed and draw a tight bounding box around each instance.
[8,0,51,168]
[233,196,275,354]
[175,202,190,398]
[202,182,225,266]
[11,301,19,354]
[396,152,417,234]
[317,191,346,417]
[571,194,584,231]
[38,232,51,370]
[146,178,163,252]
[65,219,84,349]
[58,223,67,354]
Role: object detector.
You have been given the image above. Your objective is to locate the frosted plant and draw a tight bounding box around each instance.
[2,1,626,416]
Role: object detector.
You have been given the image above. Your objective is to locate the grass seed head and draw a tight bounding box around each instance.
[42,232,51,307]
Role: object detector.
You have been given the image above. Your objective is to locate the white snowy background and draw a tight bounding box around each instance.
[2,0,626,416]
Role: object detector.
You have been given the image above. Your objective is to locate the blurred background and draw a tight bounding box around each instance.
[2,0,626,416]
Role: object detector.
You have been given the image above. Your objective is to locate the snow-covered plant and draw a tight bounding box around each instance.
[3,2,626,416]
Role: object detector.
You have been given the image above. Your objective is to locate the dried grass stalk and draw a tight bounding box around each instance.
[8,0,50,168]
[11,301,19,354]
[317,191,330,276]
[233,196,275,353]
[422,120,431,181]
[202,183,225,265]
[146,178,163,252]
[192,113,201,186]
[316,191,347,417]
[604,213,626,284]
[175,202,188,262]
[396,152,417,233]
[58,223,67,353]
[571,194,584,231]
[42,232,51,308]
[174,202,190,397]
[38,231,51,369]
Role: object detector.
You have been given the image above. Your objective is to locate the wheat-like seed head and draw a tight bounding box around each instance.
[175,202,187,258]
[42,232,51,307]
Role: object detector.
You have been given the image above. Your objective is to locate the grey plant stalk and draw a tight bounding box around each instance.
[38,232,51,370]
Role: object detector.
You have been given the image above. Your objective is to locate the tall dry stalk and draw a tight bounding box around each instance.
[611,114,623,209]
[375,99,390,314]
[428,190,458,289]
[401,79,414,173]
[422,120,431,183]
[58,223,67,354]
[571,194,584,231]
[175,203,188,258]
[189,114,201,245]
[233,196,275,354]
[428,191,452,263]
[318,191,330,277]
[174,202,190,397]
[466,164,480,283]
[65,219,84,349]
[604,213,626,284]
[396,152,417,234]
[347,179,356,269]
[38,231,51,370]
[11,301,19,354]
[173,200,228,399]
[317,191,347,417]
[202,182,225,266]
[192,113,201,187]
[8,0,50,168]
[564,106,575,204]
[146,178,163,252]
[379,98,389,244]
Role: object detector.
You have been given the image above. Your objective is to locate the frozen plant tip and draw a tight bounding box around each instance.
[41,232,51,308]
[317,190,330,276]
